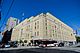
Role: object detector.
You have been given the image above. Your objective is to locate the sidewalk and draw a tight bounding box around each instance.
[0,46,39,50]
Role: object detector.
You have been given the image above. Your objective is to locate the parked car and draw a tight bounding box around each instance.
[9,41,18,47]
[39,41,58,47]
[72,43,80,47]
[0,44,5,48]
[58,43,64,47]
[39,44,46,47]
[47,44,55,47]
[54,43,59,47]
[5,43,10,48]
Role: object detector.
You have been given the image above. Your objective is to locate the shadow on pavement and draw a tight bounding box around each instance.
[0,48,79,53]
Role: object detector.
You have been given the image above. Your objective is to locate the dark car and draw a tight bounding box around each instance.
[9,41,18,47]
[58,43,64,47]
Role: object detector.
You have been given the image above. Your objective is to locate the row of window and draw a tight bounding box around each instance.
[46,18,72,33]
[35,21,39,29]
[35,31,39,36]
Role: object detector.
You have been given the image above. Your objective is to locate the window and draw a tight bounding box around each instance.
[35,22,36,29]
[53,30,54,32]
[35,26,36,29]
[37,31,39,36]
[45,19,47,22]
[46,27,47,30]
[37,21,39,29]
[53,34,54,36]
[55,25,56,28]
[28,34,29,36]
[45,23,47,26]
[71,34,72,36]
[55,30,56,32]
[45,19,47,26]
[37,21,39,24]
[50,35,52,37]
[35,22,36,25]
[28,25,30,30]
[28,34,29,38]
[29,25,30,27]
[46,31,47,36]
[35,32,36,36]
[53,30,54,35]
[37,25,39,29]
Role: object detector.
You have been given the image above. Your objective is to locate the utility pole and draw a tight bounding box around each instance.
[73,25,80,36]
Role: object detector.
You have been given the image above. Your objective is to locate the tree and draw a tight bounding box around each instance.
[75,36,80,43]
[24,40,27,43]
[19,40,23,43]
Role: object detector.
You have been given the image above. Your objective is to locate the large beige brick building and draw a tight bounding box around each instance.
[11,13,76,46]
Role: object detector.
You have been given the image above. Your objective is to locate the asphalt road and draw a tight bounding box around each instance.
[0,47,79,53]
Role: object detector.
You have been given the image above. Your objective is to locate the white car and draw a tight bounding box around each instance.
[54,43,59,47]
[39,44,55,47]
[47,44,55,47]
[5,45,10,48]
[39,44,46,47]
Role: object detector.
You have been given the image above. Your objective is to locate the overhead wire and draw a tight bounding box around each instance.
[0,0,14,32]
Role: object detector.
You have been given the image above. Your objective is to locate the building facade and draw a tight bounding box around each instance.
[1,17,20,44]
[11,13,76,46]
[6,17,20,31]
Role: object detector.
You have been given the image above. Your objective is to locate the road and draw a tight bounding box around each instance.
[0,46,80,53]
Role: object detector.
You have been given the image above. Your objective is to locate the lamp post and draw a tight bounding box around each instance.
[31,36,34,46]
[20,28,23,46]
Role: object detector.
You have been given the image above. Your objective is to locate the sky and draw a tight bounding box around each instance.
[0,0,80,36]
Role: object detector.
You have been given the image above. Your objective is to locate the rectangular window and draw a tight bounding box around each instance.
[45,23,47,26]
[28,34,29,38]
[35,26,36,29]
[35,32,36,36]
[71,34,72,36]
[29,25,30,27]
[35,22,36,25]
[46,27,47,30]
[46,31,47,36]
[28,25,30,30]
[50,35,52,37]
[37,21,39,29]
[37,31,39,36]
[37,25,39,29]
[45,19,47,26]
[37,21,39,24]
[53,30,55,33]
[45,19,47,22]
[35,22,36,29]
[53,34,54,36]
